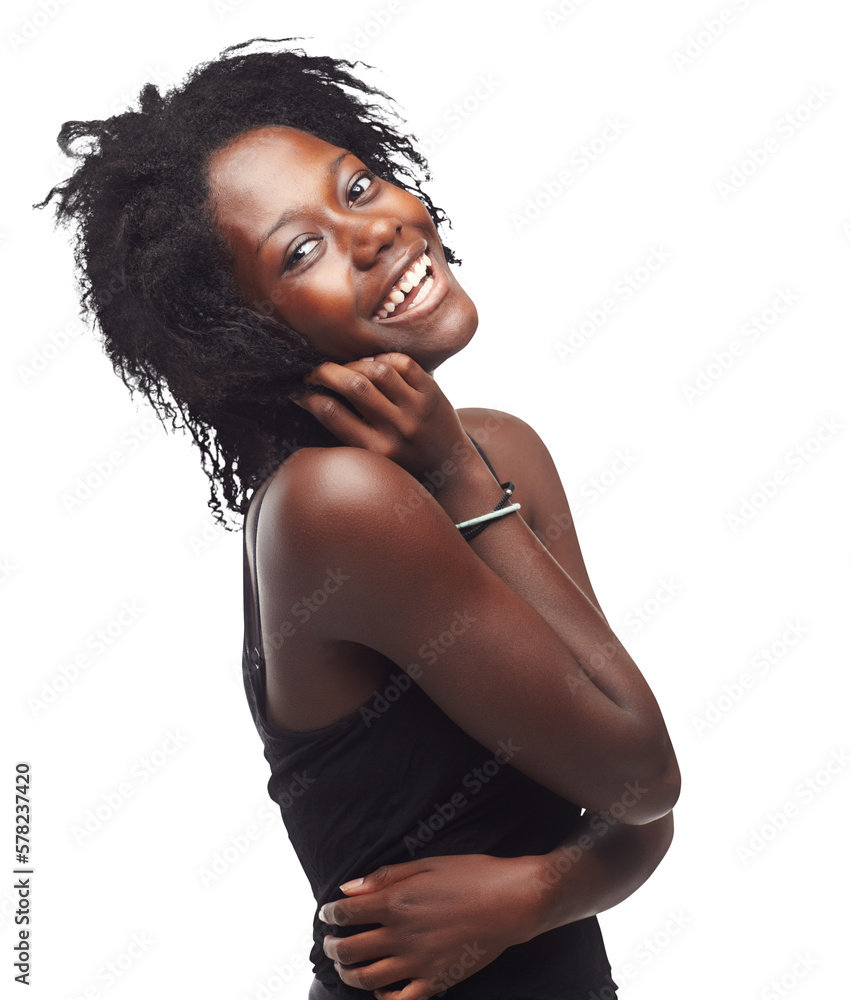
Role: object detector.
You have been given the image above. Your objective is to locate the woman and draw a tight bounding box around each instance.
[39,39,680,999]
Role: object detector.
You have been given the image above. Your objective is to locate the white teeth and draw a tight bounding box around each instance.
[374,252,434,318]
[408,274,434,309]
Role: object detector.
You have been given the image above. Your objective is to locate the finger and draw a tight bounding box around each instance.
[320,861,428,924]
[288,386,377,449]
[333,956,412,993]
[369,352,433,394]
[304,361,399,426]
[345,357,421,409]
[318,890,390,928]
[376,979,440,1000]
[303,360,341,387]
[323,928,387,965]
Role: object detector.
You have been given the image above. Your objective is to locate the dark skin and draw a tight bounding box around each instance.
[209,127,680,999]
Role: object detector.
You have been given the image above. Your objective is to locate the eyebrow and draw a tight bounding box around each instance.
[254,149,353,256]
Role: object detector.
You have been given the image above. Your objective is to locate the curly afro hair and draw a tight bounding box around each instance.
[36,37,459,529]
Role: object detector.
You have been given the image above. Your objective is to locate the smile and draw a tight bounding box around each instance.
[372,251,446,322]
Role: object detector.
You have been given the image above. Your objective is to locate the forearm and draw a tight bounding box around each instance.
[449,454,677,934]
[435,458,679,820]
[438,459,658,715]
[511,810,675,942]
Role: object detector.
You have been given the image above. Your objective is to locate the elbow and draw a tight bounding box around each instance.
[589,742,681,826]
[619,747,681,825]
[637,754,681,824]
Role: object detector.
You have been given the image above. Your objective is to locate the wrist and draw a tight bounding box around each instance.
[426,451,502,523]
[501,853,563,945]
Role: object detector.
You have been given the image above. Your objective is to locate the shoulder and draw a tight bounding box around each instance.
[456,407,561,522]
[263,445,416,511]
[250,444,490,643]
[457,407,552,463]
[253,445,440,564]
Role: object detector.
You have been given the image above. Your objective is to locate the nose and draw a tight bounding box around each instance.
[346,211,402,270]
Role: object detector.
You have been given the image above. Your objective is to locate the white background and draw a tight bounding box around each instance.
[3,0,850,997]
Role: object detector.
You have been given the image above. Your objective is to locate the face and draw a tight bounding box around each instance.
[207,126,478,373]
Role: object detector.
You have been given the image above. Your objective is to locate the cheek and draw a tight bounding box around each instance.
[272,278,355,336]
[406,194,438,229]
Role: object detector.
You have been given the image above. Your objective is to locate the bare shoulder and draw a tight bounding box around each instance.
[253,445,434,570]
[246,446,430,731]
[456,406,541,441]
[457,406,554,465]
[260,444,416,517]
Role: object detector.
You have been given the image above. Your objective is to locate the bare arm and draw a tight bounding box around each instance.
[517,810,675,937]
[425,416,680,823]
[316,811,674,997]
[445,407,677,932]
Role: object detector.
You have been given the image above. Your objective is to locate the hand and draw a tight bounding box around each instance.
[290,353,483,489]
[318,853,542,999]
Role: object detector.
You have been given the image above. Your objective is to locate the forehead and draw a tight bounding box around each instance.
[207,126,346,235]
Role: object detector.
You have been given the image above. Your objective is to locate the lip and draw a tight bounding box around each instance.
[371,244,448,324]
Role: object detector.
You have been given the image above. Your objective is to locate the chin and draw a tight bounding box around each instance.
[420,305,478,373]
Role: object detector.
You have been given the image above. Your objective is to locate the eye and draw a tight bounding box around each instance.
[348,171,377,205]
[284,236,321,273]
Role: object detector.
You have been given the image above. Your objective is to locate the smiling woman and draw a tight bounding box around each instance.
[37,37,679,1000]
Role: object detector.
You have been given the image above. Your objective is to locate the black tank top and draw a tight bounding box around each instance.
[241,439,618,999]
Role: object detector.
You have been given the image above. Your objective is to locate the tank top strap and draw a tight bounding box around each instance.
[243,475,276,676]
[466,431,499,480]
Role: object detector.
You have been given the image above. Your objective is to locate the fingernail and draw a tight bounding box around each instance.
[360,356,375,362]
[339,877,364,892]
[318,905,327,921]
